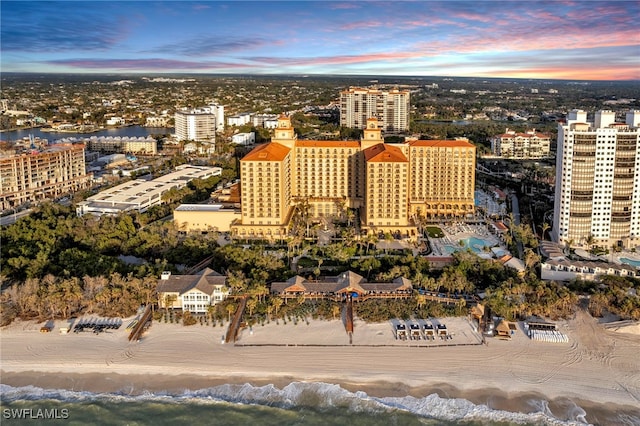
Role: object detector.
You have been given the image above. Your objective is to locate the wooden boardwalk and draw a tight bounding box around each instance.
[128,305,152,342]
[345,299,354,344]
[225,296,247,344]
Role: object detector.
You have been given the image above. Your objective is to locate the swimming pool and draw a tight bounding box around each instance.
[444,237,494,254]
[620,257,640,268]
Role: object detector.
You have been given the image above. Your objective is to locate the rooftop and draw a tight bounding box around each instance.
[363,143,408,162]
[242,142,290,162]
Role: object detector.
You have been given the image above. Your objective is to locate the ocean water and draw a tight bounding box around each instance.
[0,382,609,426]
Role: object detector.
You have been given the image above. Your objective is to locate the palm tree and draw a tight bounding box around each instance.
[271,296,284,317]
[227,270,248,295]
[226,303,236,323]
[246,297,258,317]
[541,222,550,241]
[524,248,541,270]
[585,234,595,253]
[164,294,177,313]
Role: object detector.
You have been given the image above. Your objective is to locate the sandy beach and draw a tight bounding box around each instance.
[2,309,639,423]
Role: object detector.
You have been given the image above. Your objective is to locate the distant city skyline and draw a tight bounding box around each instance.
[1,1,638,80]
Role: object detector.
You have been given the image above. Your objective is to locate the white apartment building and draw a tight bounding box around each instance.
[490,128,551,159]
[340,87,410,131]
[175,104,224,142]
[231,132,256,146]
[552,109,640,249]
[252,113,279,128]
[227,112,252,127]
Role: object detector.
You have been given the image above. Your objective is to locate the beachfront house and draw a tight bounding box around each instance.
[157,268,229,314]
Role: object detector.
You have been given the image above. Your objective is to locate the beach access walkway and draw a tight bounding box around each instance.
[225,296,247,344]
[128,305,152,342]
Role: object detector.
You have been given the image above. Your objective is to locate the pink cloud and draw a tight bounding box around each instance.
[46,58,260,70]
[330,3,361,10]
[247,51,418,67]
[450,11,493,23]
[339,20,384,30]
[480,66,639,81]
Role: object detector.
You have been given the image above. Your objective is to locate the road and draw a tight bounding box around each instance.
[0,209,32,226]
[510,193,524,259]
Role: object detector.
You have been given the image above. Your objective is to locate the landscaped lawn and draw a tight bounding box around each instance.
[425,226,444,238]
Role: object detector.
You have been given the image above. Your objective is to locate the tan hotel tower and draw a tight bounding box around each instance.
[232,116,475,240]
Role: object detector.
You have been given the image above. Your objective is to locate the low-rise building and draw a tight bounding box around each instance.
[174,204,241,232]
[541,258,638,281]
[227,112,252,127]
[270,271,412,301]
[231,132,255,146]
[76,165,221,216]
[490,128,551,159]
[157,269,229,314]
[84,136,157,155]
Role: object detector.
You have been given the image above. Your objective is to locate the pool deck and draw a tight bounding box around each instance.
[427,223,505,257]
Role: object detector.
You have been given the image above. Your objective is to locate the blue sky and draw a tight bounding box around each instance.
[1,1,638,80]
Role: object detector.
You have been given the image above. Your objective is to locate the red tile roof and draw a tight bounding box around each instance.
[242,142,290,162]
[363,143,408,162]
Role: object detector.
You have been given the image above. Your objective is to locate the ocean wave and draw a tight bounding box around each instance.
[0,382,597,425]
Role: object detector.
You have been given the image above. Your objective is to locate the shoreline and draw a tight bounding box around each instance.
[2,311,640,423]
[2,371,638,424]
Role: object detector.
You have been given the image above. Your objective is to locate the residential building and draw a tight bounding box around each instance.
[175,103,224,143]
[83,136,157,155]
[541,258,638,281]
[231,115,475,240]
[145,116,170,127]
[76,165,221,216]
[252,113,279,128]
[552,110,640,249]
[0,144,92,210]
[490,128,551,159]
[157,269,229,314]
[106,116,125,126]
[231,132,256,146]
[340,87,410,131]
[227,112,252,127]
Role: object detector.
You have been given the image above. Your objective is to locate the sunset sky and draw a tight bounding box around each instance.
[1,1,638,80]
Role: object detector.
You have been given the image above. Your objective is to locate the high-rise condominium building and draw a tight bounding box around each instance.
[0,144,92,210]
[552,110,640,249]
[175,104,224,143]
[232,116,475,240]
[340,87,410,131]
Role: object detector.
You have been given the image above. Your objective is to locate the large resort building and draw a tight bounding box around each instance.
[231,115,476,240]
[552,110,640,249]
[340,87,410,131]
